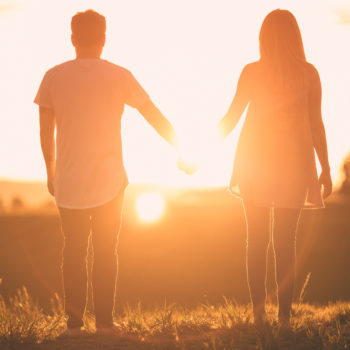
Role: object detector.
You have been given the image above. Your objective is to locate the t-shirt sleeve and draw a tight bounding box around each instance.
[34,72,53,108]
[124,70,150,108]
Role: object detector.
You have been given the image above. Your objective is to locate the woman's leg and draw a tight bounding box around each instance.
[272,208,301,324]
[243,202,271,321]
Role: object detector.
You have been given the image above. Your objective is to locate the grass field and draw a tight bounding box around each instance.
[1,190,350,310]
[1,287,350,350]
[0,187,349,349]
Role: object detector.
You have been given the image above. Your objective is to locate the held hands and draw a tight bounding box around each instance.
[175,138,201,176]
[177,156,198,175]
[175,127,221,176]
[175,132,200,176]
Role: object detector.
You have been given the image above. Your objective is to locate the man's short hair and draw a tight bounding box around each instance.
[71,9,106,47]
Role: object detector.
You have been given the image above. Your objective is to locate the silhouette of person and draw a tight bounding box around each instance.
[34,9,176,336]
[217,9,332,326]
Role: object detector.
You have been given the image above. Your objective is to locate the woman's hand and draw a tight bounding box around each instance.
[46,160,56,196]
[319,170,332,199]
[47,177,55,196]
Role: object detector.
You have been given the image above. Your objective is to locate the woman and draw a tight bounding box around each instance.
[218,9,332,326]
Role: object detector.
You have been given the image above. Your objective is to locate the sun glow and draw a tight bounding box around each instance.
[136,192,165,222]
[0,0,348,186]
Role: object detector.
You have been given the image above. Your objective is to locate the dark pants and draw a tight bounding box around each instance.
[243,202,301,320]
[58,192,124,329]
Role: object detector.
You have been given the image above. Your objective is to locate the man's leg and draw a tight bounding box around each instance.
[90,192,124,329]
[272,208,301,324]
[59,207,91,329]
[243,202,271,322]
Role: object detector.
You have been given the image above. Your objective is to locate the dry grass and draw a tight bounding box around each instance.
[0,288,350,349]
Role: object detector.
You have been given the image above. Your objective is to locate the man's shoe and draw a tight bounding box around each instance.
[95,322,122,336]
[58,327,85,338]
[278,316,291,328]
[253,312,268,326]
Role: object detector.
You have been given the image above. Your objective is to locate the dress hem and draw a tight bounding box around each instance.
[227,186,324,210]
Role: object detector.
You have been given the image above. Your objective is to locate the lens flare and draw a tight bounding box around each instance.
[136,192,165,222]
[176,127,221,174]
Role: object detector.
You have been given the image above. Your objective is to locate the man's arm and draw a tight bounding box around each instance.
[39,106,56,196]
[137,100,177,147]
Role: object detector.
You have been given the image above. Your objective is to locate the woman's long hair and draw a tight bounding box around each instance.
[259,9,307,91]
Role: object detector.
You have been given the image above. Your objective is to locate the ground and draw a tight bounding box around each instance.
[1,288,350,349]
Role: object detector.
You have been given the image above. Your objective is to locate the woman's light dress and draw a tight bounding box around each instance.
[229,61,323,209]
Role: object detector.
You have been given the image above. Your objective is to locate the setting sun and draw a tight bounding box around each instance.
[136,192,165,222]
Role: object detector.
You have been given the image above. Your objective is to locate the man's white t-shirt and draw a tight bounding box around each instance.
[34,58,149,209]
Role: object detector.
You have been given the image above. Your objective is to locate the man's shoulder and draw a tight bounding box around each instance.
[48,60,76,71]
[99,59,132,76]
[42,59,134,84]
[43,60,76,77]
[45,59,132,72]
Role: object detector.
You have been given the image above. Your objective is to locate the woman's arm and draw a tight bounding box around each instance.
[308,65,332,198]
[218,65,251,139]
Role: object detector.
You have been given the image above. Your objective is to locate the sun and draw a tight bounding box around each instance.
[136,192,165,222]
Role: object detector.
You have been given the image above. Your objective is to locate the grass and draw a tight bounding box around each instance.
[0,288,350,349]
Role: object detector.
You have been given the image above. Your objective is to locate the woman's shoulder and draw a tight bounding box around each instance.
[303,62,320,78]
[299,62,321,89]
[241,60,271,78]
[238,61,261,81]
[242,61,260,73]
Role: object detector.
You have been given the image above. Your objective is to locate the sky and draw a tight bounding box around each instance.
[0,0,349,187]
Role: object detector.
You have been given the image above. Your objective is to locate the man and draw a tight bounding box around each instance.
[34,9,176,336]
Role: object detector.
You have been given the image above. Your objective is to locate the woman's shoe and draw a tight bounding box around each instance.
[278,314,291,328]
[95,322,122,336]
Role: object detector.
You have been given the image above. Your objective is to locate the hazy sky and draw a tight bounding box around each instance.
[0,0,349,187]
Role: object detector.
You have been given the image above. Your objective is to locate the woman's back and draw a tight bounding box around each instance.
[244,60,315,142]
[217,9,331,208]
[230,60,323,208]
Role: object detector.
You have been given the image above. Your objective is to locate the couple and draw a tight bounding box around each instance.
[34,9,332,335]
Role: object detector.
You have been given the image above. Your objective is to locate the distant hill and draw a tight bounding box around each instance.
[0,179,348,210]
[0,180,230,209]
[0,180,51,208]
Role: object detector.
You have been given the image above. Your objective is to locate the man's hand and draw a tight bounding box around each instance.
[319,170,332,199]
[177,157,198,175]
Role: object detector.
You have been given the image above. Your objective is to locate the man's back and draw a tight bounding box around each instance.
[35,59,149,208]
